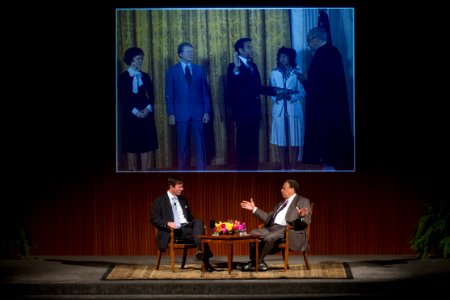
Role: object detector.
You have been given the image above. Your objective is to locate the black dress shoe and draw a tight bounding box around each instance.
[205,262,216,272]
[242,261,255,272]
[195,250,202,260]
[257,262,268,272]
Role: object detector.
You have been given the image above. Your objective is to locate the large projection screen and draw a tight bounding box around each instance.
[116,7,355,173]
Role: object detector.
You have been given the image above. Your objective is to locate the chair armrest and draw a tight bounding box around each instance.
[258,224,293,230]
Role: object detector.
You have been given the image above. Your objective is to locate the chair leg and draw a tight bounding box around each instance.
[170,245,175,272]
[156,249,162,270]
[303,251,311,270]
[181,247,189,269]
[283,248,289,272]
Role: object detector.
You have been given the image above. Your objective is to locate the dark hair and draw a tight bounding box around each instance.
[123,47,144,65]
[286,179,300,194]
[276,46,297,68]
[234,38,252,52]
[177,42,193,58]
[168,176,183,188]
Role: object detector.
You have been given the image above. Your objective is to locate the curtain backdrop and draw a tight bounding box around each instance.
[117,9,291,170]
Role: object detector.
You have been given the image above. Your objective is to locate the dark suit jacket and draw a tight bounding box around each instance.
[226,60,263,122]
[151,193,195,251]
[118,71,158,153]
[165,63,211,122]
[226,60,276,122]
[253,194,311,251]
[118,71,154,112]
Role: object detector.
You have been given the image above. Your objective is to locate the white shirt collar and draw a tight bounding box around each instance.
[286,193,296,205]
[167,191,177,200]
[181,61,191,70]
[239,56,251,67]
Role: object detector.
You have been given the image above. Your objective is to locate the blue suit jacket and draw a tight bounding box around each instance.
[165,63,211,122]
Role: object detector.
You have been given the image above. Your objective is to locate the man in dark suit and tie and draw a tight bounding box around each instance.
[165,42,212,170]
[151,176,215,272]
[226,38,275,170]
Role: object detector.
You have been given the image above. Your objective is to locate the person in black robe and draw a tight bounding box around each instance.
[300,27,354,170]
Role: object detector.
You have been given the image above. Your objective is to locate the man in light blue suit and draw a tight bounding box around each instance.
[165,42,212,170]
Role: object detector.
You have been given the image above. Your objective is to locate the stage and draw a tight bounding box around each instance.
[1,255,449,299]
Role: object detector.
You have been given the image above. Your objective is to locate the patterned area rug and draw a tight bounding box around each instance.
[104,262,352,280]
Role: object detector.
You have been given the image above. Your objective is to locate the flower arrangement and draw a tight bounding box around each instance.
[213,220,247,235]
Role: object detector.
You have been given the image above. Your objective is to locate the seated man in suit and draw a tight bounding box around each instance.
[151,176,215,272]
[240,179,311,271]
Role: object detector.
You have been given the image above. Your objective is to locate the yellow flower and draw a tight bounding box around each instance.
[225,222,233,231]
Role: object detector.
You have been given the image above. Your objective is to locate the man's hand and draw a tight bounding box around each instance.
[233,51,241,67]
[203,113,210,123]
[241,198,256,211]
[167,222,177,229]
[296,207,309,217]
[168,115,176,125]
[294,70,306,82]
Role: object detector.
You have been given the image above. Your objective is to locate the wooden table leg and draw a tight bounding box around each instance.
[201,240,206,273]
[227,243,233,274]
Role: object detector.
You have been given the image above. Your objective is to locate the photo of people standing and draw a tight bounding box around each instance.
[116,8,354,172]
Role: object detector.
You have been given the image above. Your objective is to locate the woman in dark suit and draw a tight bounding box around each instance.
[118,47,158,171]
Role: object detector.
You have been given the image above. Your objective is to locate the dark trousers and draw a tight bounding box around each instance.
[175,218,212,258]
[176,119,206,170]
[236,119,260,170]
[249,224,285,263]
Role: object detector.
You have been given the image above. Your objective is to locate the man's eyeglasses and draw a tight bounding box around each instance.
[307,35,318,43]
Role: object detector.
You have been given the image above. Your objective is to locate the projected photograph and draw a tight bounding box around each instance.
[116,7,355,172]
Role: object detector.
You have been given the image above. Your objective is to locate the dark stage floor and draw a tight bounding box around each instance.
[1,255,449,299]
